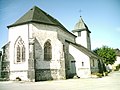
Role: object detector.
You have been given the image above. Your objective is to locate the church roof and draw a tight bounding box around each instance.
[72,16,91,33]
[7,6,66,30]
[65,40,98,58]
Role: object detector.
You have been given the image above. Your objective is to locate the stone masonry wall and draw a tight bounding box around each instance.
[35,69,59,81]
[31,23,66,80]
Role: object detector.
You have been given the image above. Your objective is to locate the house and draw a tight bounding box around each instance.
[1,6,100,81]
[112,49,120,70]
[115,49,120,66]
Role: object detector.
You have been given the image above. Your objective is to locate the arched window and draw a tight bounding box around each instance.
[44,41,52,61]
[15,37,25,63]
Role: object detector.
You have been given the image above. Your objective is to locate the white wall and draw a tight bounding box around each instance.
[114,56,120,66]
[8,24,29,80]
[75,31,91,50]
[75,31,87,48]
[69,44,91,78]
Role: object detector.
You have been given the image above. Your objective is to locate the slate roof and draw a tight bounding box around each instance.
[65,40,99,58]
[72,16,91,33]
[7,6,66,30]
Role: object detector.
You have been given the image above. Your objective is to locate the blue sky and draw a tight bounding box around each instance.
[0,0,120,50]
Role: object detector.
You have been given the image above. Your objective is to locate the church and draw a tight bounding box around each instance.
[1,6,100,81]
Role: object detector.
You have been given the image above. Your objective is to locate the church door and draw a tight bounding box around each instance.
[71,61,76,74]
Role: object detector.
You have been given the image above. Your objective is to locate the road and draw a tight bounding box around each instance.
[0,71,120,90]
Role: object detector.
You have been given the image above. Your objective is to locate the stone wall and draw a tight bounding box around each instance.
[35,69,59,81]
[31,23,66,80]
[57,27,75,43]
[57,25,76,79]
[1,43,10,79]
[90,58,99,73]
[0,51,2,78]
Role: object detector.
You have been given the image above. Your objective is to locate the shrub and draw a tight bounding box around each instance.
[104,72,108,76]
[96,73,103,78]
[114,64,120,71]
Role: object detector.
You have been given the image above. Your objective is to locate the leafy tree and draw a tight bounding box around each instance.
[93,46,116,65]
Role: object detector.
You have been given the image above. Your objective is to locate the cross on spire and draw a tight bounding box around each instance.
[79,9,82,17]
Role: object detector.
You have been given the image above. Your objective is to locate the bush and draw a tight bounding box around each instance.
[114,64,120,71]
[96,73,103,78]
[104,72,108,76]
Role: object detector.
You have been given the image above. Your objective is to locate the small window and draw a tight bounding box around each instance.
[78,31,81,36]
[82,62,84,66]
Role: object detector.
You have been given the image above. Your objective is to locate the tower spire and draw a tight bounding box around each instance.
[72,16,91,50]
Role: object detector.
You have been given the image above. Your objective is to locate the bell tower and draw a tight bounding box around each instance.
[72,16,91,50]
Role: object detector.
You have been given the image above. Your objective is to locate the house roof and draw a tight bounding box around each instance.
[7,6,66,30]
[65,40,99,58]
[115,49,120,56]
[72,16,91,33]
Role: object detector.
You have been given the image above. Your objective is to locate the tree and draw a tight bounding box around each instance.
[93,46,116,65]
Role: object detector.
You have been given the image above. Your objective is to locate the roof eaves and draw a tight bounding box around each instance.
[7,20,76,37]
[65,40,98,58]
[72,28,91,33]
[7,21,30,28]
[72,29,86,32]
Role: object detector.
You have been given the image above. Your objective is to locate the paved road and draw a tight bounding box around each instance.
[0,71,120,90]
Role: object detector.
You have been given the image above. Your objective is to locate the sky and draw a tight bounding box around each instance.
[0,0,120,50]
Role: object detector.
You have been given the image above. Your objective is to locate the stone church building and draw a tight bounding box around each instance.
[1,6,100,81]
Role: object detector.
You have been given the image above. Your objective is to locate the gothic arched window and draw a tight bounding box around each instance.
[15,37,25,63]
[44,41,52,61]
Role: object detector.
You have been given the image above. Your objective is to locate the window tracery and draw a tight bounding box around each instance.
[15,37,25,63]
[44,40,52,61]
